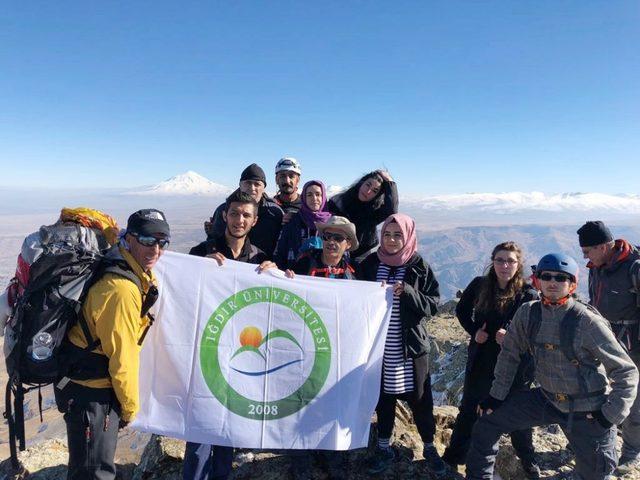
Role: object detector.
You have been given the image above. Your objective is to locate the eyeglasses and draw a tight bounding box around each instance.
[132,233,170,249]
[493,258,518,266]
[322,233,347,243]
[538,273,571,283]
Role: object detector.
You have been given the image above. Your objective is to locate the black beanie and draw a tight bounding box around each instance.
[240,163,266,186]
[577,221,613,247]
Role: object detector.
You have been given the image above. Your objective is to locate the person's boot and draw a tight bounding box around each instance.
[441,448,462,471]
[423,445,447,476]
[520,456,541,479]
[365,446,400,475]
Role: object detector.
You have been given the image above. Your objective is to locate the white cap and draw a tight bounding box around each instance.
[275,156,301,175]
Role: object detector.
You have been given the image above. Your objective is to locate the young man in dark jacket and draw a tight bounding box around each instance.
[577,220,640,472]
[205,163,284,258]
[185,190,276,480]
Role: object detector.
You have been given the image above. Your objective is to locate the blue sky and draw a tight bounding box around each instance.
[1,2,638,195]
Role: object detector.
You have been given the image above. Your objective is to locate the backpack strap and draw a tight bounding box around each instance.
[559,303,594,395]
[630,259,640,308]
[528,301,595,395]
[58,259,152,389]
[527,302,543,354]
[104,263,143,294]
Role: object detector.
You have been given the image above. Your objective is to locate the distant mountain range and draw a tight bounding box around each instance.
[2,171,640,300]
[419,224,640,300]
[128,172,640,217]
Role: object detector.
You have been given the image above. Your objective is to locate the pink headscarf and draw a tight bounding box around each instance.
[377,213,418,267]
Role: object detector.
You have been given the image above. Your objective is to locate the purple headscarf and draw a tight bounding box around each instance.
[299,180,332,229]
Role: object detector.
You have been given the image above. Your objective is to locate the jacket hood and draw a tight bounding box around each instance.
[587,239,639,272]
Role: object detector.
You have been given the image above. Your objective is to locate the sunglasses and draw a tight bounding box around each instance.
[132,233,170,249]
[322,233,347,243]
[538,273,571,283]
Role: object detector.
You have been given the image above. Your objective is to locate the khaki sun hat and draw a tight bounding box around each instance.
[315,215,359,252]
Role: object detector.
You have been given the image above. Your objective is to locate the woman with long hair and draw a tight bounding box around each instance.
[442,241,541,478]
[358,213,445,476]
[327,169,397,263]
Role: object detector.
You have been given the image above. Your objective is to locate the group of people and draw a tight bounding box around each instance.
[47,156,640,480]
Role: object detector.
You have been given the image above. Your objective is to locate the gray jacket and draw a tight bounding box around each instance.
[491,298,638,425]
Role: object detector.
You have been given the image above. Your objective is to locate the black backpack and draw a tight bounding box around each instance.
[3,222,157,466]
[527,300,602,396]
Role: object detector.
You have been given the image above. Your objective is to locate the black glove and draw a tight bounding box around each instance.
[591,410,613,429]
[479,396,503,414]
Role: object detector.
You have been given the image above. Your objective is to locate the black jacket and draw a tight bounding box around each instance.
[327,181,398,260]
[208,191,284,258]
[190,234,267,264]
[273,213,319,270]
[358,252,439,359]
[456,276,538,375]
[274,193,303,216]
[358,252,440,402]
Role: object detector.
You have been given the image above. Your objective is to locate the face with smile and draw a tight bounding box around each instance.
[321,227,351,263]
[126,233,167,272]
[305,185,323,212]
[239,180,265,203]
[492,250,519,286]
[382,222,404,255]
[276,171,300,195]
[538,270,573,301]
[358,178,382,202]
[223,202,258,239]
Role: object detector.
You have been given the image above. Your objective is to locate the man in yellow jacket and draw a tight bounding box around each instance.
[54,209,170,480]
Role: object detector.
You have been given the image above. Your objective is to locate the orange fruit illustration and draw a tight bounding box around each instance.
[239,326,263,348]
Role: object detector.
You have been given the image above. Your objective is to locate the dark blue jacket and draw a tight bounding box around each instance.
[273,213,321,270]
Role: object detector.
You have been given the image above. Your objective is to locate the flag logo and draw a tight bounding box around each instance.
[200,287,331,420]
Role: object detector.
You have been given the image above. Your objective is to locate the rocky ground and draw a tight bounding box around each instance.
[1,308,640,479]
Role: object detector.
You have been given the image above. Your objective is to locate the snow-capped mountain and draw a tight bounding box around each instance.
[132,171,232,196]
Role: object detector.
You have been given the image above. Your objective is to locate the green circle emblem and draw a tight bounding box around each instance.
[200,287,331,420]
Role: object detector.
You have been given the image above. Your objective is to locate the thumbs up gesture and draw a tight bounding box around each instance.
[474,323,489,344]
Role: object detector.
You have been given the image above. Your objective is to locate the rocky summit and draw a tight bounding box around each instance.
[2,314,640,479]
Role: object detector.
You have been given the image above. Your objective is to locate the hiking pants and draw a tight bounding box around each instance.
[443,371,535,465]
[466,388,617,480]
[55,383,120,480]
[376,386,436,444]
[621,348,640,458]
[182,442,233,480]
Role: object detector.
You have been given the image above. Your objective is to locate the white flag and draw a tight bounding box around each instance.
[132,251,392,450]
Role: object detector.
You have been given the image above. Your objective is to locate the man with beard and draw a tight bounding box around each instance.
[284,215,358,480]
[273,156,303,218]
[185,190,278,480]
